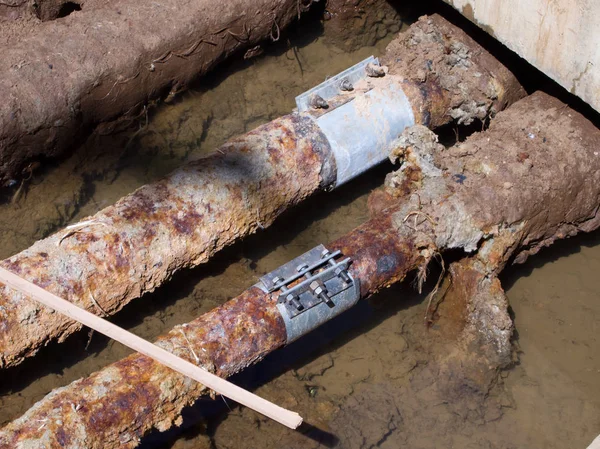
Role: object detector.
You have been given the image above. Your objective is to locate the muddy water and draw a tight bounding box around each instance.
[0,12,599,449]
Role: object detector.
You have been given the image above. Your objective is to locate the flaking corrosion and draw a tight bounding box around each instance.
[3,92,597,449]
[0,208,423,449]
[375,93,600,268]
[0,287,285,449]
[0,114,333,369]
[0,14,526,371]
[369,91,600,354]
[330,211,422,296]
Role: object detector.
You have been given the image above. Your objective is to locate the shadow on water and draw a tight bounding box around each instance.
[500,228,600,291]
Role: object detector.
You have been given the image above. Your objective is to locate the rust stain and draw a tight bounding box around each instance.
[386,163,422,198]
[330,207,421,296]
[433,259,475,338]
[173,286,286,376]
[0,282,288,447]
[76,357,164,440]
[172,211,204,235]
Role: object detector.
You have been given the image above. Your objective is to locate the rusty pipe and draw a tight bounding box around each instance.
[0,206,423,449]
[0,14,525,370]
[5,91,600,449]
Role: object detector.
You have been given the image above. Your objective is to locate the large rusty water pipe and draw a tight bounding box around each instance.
[0,15,525,370]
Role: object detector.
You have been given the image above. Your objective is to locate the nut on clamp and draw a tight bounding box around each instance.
[257,244,361,343]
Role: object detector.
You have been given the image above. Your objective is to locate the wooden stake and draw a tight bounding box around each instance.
[0,266,303,429]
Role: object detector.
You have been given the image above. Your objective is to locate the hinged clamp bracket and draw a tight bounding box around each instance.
[258,244,361,342]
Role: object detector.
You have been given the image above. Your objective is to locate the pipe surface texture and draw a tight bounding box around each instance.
[0,14,525,370]
[0,208,423,449]
[3,91,598,449]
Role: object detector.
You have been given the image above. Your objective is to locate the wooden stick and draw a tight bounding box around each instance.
[0,266,303,429]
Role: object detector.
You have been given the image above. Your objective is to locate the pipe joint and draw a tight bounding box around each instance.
[257,244,361,343]
[295,56,416,188]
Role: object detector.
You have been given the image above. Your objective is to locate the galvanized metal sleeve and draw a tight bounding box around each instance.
[276,274,360,343]
[314,80,415,187]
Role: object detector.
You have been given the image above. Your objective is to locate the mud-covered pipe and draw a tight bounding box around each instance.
[0,0,314,181]
[0,14,525,370]
[4,91,598,449]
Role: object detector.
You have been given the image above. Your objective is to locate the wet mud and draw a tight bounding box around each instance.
[0,0,318,183]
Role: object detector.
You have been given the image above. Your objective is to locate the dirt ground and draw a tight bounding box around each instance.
[0,0,321,184]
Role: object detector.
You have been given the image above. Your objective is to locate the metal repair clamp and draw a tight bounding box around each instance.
[257,244,361,343]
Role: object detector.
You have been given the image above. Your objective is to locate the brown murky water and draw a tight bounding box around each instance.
[0,10,599,449]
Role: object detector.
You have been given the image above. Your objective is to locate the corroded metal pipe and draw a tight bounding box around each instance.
[0,115,333,368]
[0,207,423,449]
[3,91,598,449]
[0,14,525,370]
